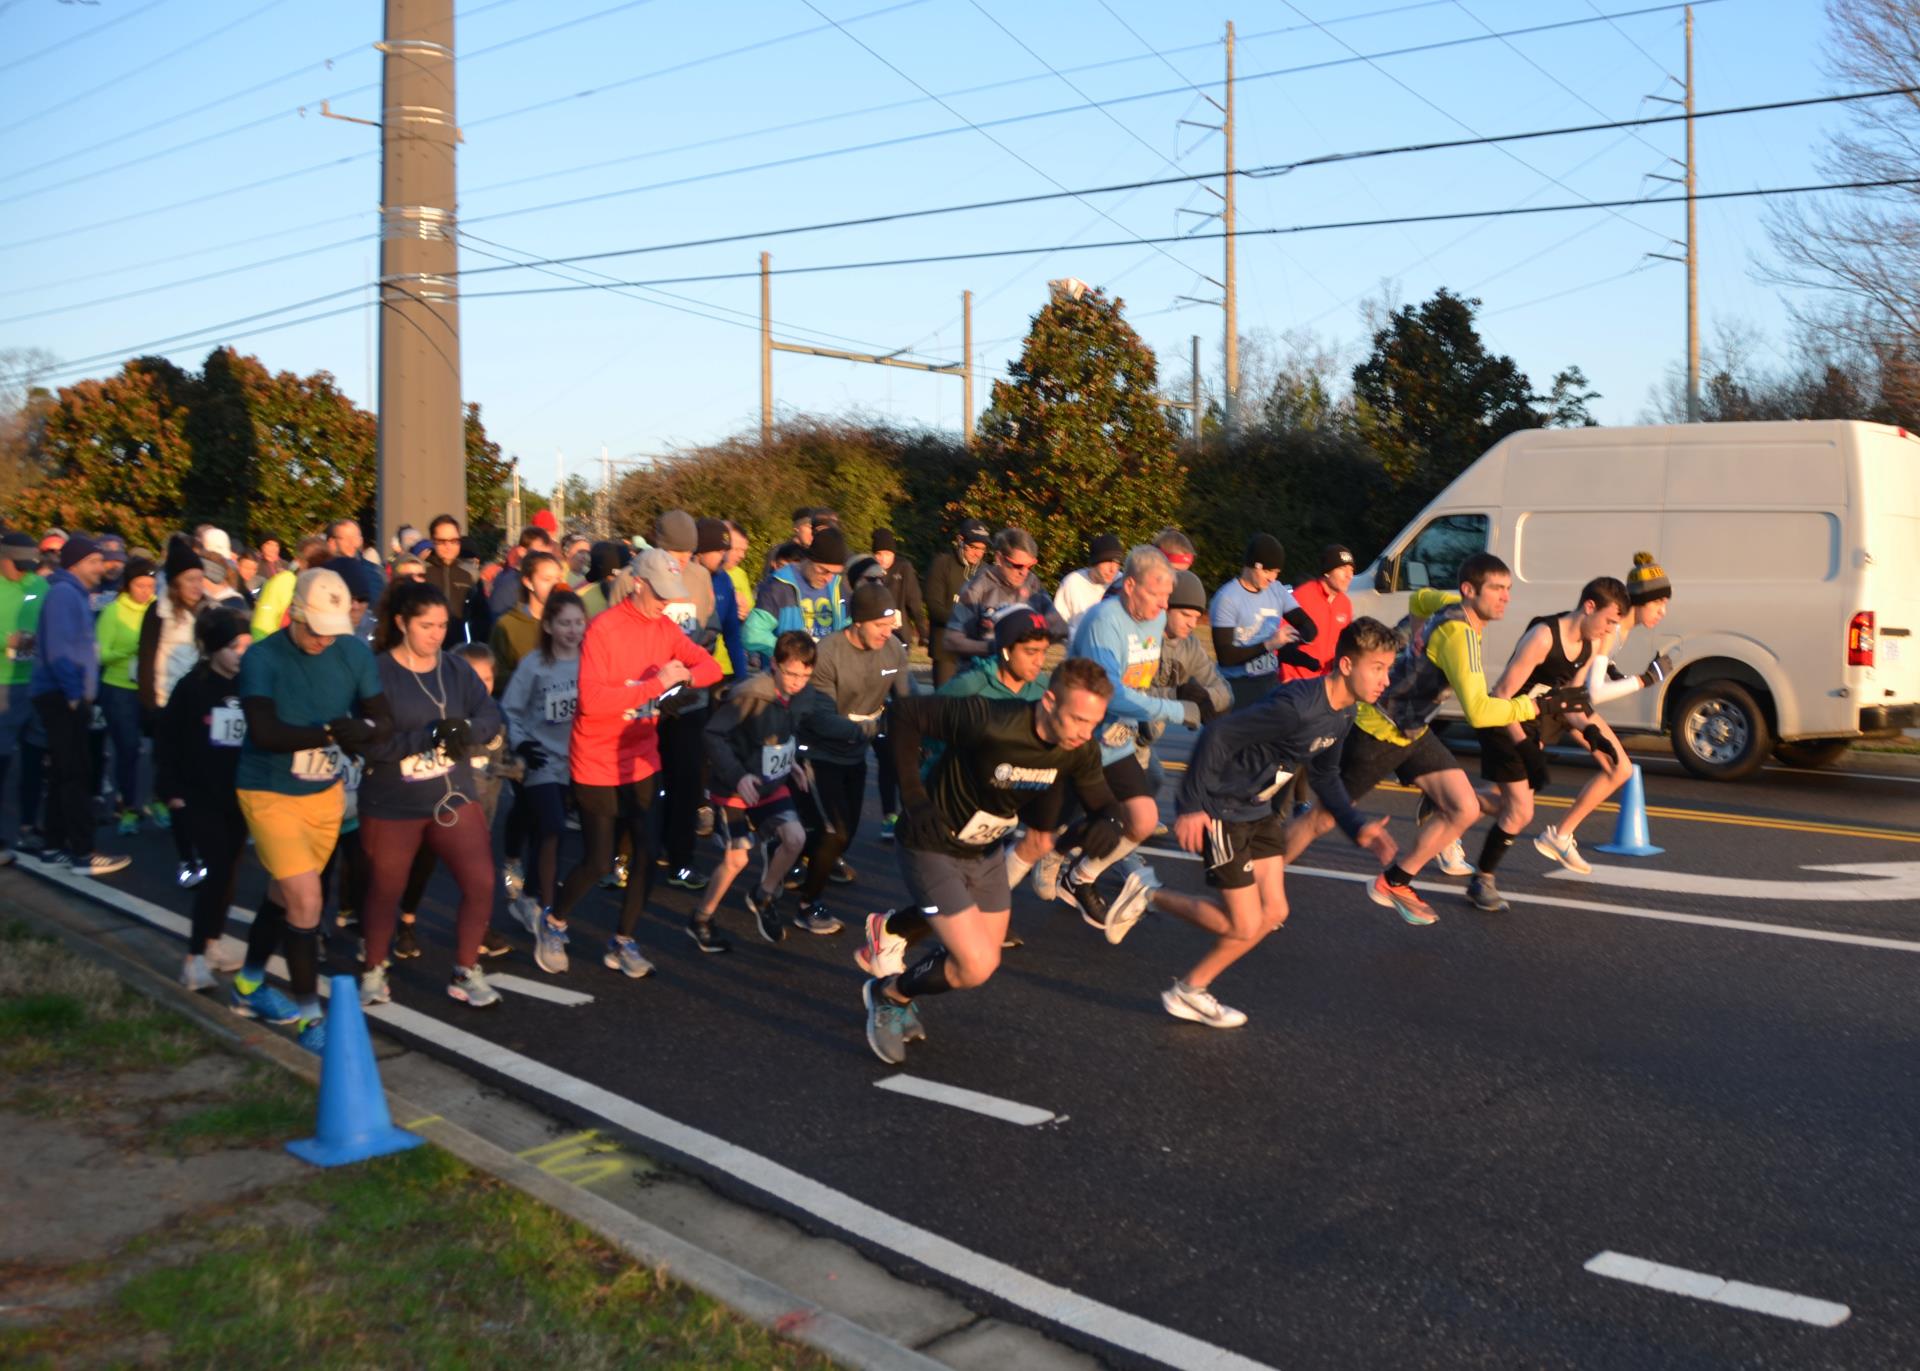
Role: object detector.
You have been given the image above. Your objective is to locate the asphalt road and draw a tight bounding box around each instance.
[15,730,1920,1369]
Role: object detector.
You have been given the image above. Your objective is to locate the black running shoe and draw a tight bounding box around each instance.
[1064,875,1109,931]
[666,866,710,891]
[476,927,512,959]
[393,921,422,959]
[685,916,732,954]
[744,886,785,943]
[830,859,856,884]
[792,902,844,936]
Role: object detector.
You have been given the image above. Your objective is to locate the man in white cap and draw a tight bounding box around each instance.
[230,567,393,1052]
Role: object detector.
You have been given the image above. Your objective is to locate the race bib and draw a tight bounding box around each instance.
[400,747,455,782]
[1243,653,1276,677]
[663,599,700,634]
[761,738,795,781]
[542,681,577,723]
[1254,766,1295,803]
[290,745,345,781]
[209,704,246,747]
[952,809,1018,847]
[1102,720,1135,750]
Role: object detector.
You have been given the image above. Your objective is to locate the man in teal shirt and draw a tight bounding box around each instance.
[0,531,48,859]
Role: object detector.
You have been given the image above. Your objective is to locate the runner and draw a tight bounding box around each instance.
[791,581,909,933]
[0,530,48,862]
[1054,533,1125,635]
[652,510,724,892]
[869,529,928,651]
[488,549,561,691]
[700,519,748,683]
[743,524,848,665]
[695,630,815,949]
[355,580,505,1009]
[250,534,328,640]
[1278,545,1357,683]
[524,551,722,979]
[1281,553,1587,925]
[1136,569,1231,796]
[942,528,1067,670]
[421,514,477,642]
[155,606,252,990]
[857,657,1129,1064]
[232,568,392,1050]
[921,518,987,687]
[95,555,154,842]
[499,590,584,940]
[1210,534,1318,711]
[1146,618,1402,1027]
[1461,576,1629,910]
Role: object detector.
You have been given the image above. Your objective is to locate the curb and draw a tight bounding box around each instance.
[4,873,950,1371]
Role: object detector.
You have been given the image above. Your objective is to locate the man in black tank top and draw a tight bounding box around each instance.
[1462,576,1631,912]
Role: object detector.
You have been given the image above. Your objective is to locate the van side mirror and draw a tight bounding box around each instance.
[1373,560,1394,593]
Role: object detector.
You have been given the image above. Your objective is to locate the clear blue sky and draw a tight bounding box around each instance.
[1,0,1840,495]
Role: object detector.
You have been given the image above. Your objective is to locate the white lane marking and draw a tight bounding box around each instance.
[1584,1251,1851,1327]
[489,973,594,1006]
[874,1073,1057,1126]
[19,857,1275,1371]
[1547,861,1920,903]
[1131,849,1920,955]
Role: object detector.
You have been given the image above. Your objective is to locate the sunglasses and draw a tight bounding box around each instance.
[1002,557,1037,572]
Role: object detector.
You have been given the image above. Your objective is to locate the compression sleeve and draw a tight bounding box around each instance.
[239,697,330,754]
[1427,620,1538,729]
[1585,652,1646,705]
[1210,626,1273,668]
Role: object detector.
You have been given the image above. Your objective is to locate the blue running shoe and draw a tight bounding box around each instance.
[229,978,301,1024]
[862,979,916,1065]
[295,1016,326,1054]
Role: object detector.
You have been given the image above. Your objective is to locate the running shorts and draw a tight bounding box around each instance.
[1338,726,1458,800]
[712,798,800,850]
[1202,811,1288,890]
[237,783,345,880]
[1102,752,1156,804]
[897,843,1010,917]
[1478,721,1551,790]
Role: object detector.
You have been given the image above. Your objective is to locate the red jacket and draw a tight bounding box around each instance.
[1279,578,1353,683]
[571,598,722,786]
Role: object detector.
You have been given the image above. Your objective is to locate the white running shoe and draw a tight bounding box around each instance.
[1435,839,1473,877]
[855,912,907,977]
[1030,851,1066,901]
[449,964,502,1008]
[360,962,392,1006]
[1533,824,1591,875]
[1104,864,1161,946]
[1161,980,1248,1029]
[180,954,217,993]
[205,942,244,974]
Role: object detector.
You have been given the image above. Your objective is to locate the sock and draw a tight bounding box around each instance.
[1478,827,1517,875]
[245,897,286,971]
[896,947,952,999]
[234,968,264,994]
[1071,835,1140,886]
[297,999,322,1025]
[1004,846,1034,890]
[284,925,320,1000]
[1384,864,1414,888]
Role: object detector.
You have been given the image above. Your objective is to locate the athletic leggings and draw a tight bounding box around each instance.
[322,825,369,919]
[183,798,247,951]
[872,731,899,817]
[800,757,866,901]
[519,782,568,908]
[553,780,654,936]
[657,707,708,869]
[360,802,495,969]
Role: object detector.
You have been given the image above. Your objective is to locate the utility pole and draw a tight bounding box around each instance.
[374,0,464,554]
[1191,334,1202,452]
[553,448,565,530]
[760,252,774,447]
[1222,20,1239,433]
[597,444,611,538]
[506,464,522,543]
[1684,5,1699,423]
[962,288,975,447]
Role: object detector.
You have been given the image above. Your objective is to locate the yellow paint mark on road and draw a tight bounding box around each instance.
[400,1113,444,1130]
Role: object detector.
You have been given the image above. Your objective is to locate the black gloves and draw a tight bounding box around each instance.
[1639,652,1674,689]
[327,716,377,748]
[1536,685,1592,717]
[429,717,472,761]
[1581,723,1619,766]
[1175,680,1220,724]
[1080,811,1128,861]
[515,738,549,771]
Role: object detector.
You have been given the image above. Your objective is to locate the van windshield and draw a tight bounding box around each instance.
[1395,514,1489,592]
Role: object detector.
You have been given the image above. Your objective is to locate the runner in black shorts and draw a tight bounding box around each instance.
[856,658,1128,1064]
[1147,619,1399,1028]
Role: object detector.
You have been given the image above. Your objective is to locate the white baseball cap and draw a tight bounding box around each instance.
[289,567,354,636]
[200,527,234,560]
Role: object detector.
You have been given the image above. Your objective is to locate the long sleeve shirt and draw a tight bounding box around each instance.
[498,649,578,788]
[357,651,503,820]
[1138,632,1232,747]
[1278,578,1354,683]
[710,568,747,679]
[1069,594,1188,765]
[96,594,148,692]
[1178,676,1369,839]
[1358,588,1538,745]
[796,628,909,767]
[943,564,1068,660]
[703,670,800,806]
[0,571,47,687]
[570,598,722,786]
[28,569,98,705]
[155,660,245,807]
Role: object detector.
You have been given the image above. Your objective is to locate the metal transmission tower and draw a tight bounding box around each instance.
[1647,6,1700,421]
[375,0,465,548]
[1174,22,1238,432]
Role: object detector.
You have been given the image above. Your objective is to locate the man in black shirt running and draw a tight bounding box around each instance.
[859,657,1128,1063]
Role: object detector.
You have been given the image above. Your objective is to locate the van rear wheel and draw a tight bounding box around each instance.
[1671,681,1772,781]
[1773,738,1852,769]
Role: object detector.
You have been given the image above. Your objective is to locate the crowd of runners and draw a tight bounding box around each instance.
[0,506,1673,1059]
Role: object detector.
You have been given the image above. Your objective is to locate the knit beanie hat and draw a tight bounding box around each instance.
[59,534,101,569]
[195,605,250,656]
[1244,533,1284,570]
[1089,533,1125,564]
[122,556,157,585]
[807,526,849,567]
[870,527,897,553]
[1320,544,1355,575]
[694,517,731,555]
[163,535,201,581]
[654,509,698,554]
[1627,551,1671,605]
[1169,569,1207,612]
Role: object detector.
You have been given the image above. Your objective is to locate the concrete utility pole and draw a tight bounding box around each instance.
[1191,334,1202,452]
[760,252,774,447]
[1222,20,1239,433]
[1684,5,1699,423]
[375,0,464,551]
[553,448,565,530]
[962,288,974,447]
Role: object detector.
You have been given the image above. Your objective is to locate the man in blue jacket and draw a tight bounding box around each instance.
[30,535,130,876]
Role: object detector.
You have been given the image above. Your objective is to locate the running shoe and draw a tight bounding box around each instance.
[830,859,856,885]
[477,928,512,959]
[116,808,138,836]
[666,865,709,891]
[782,863,804,891]
[449,964,502,1008]
[508,894,542,933]
[603,936,654,979]
[1030,851,1065,902]
[532,913,570,975]
[295,1016,326,1054]
[206,942,244,973]
[70,852,131,877]
[360,962,392,1006]
[144,800,171,829]
[855,912,906,977]
[1104,864,1162,946]
[14,826,45,856]
[601,855,629,890]
[879,812,899,844]
[792,902,844,936]
[1369,872,1438,926]
[685,916,732,954]
[695,805,716,839]
[744,886,786,943]
[1533,825,1591,875]
[1161,980,1248,1029]
[393,921,422,960]
[180,954,217,994]
[1060,871,1110,930]
[862,979,916,1065]
[1435,840,1474,878]
[230,978,300,1024]
[502,858,526,899]
[1467,873,1510,913]
[177,860,206,889]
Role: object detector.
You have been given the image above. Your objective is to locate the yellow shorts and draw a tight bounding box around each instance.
[237,785,345,881]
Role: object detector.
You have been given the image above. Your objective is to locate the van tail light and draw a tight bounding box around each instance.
[1849,611,1876,667]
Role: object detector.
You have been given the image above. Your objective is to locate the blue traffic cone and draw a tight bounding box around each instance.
[1595,764,1663,857]
[287,974,425,1167]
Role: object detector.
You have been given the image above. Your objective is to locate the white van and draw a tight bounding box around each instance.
[1347,420,1920,780]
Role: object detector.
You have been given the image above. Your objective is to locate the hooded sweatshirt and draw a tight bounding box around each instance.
[743,563,845,661]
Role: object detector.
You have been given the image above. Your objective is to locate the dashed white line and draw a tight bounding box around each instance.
[488,973,594,1006]
[874,1073,1057,1126]
[1584,1250,1851,1327]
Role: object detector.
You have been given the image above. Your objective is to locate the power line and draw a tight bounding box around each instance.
[0,0,172,75]
[1583,0,1675,78]
[39,301,373,386]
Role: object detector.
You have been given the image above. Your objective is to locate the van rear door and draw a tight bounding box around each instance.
[1859,428,1920,716]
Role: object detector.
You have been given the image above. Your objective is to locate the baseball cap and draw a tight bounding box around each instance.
[200,527,234,560]
[632,548,689,601]
[290,568,354,636]
[850,581,898,624]
[1089,533,1124,564]
[1169,570,1207,613]
[95,534,128,564]
[957,518,991,546]
[993,607,1051,651]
